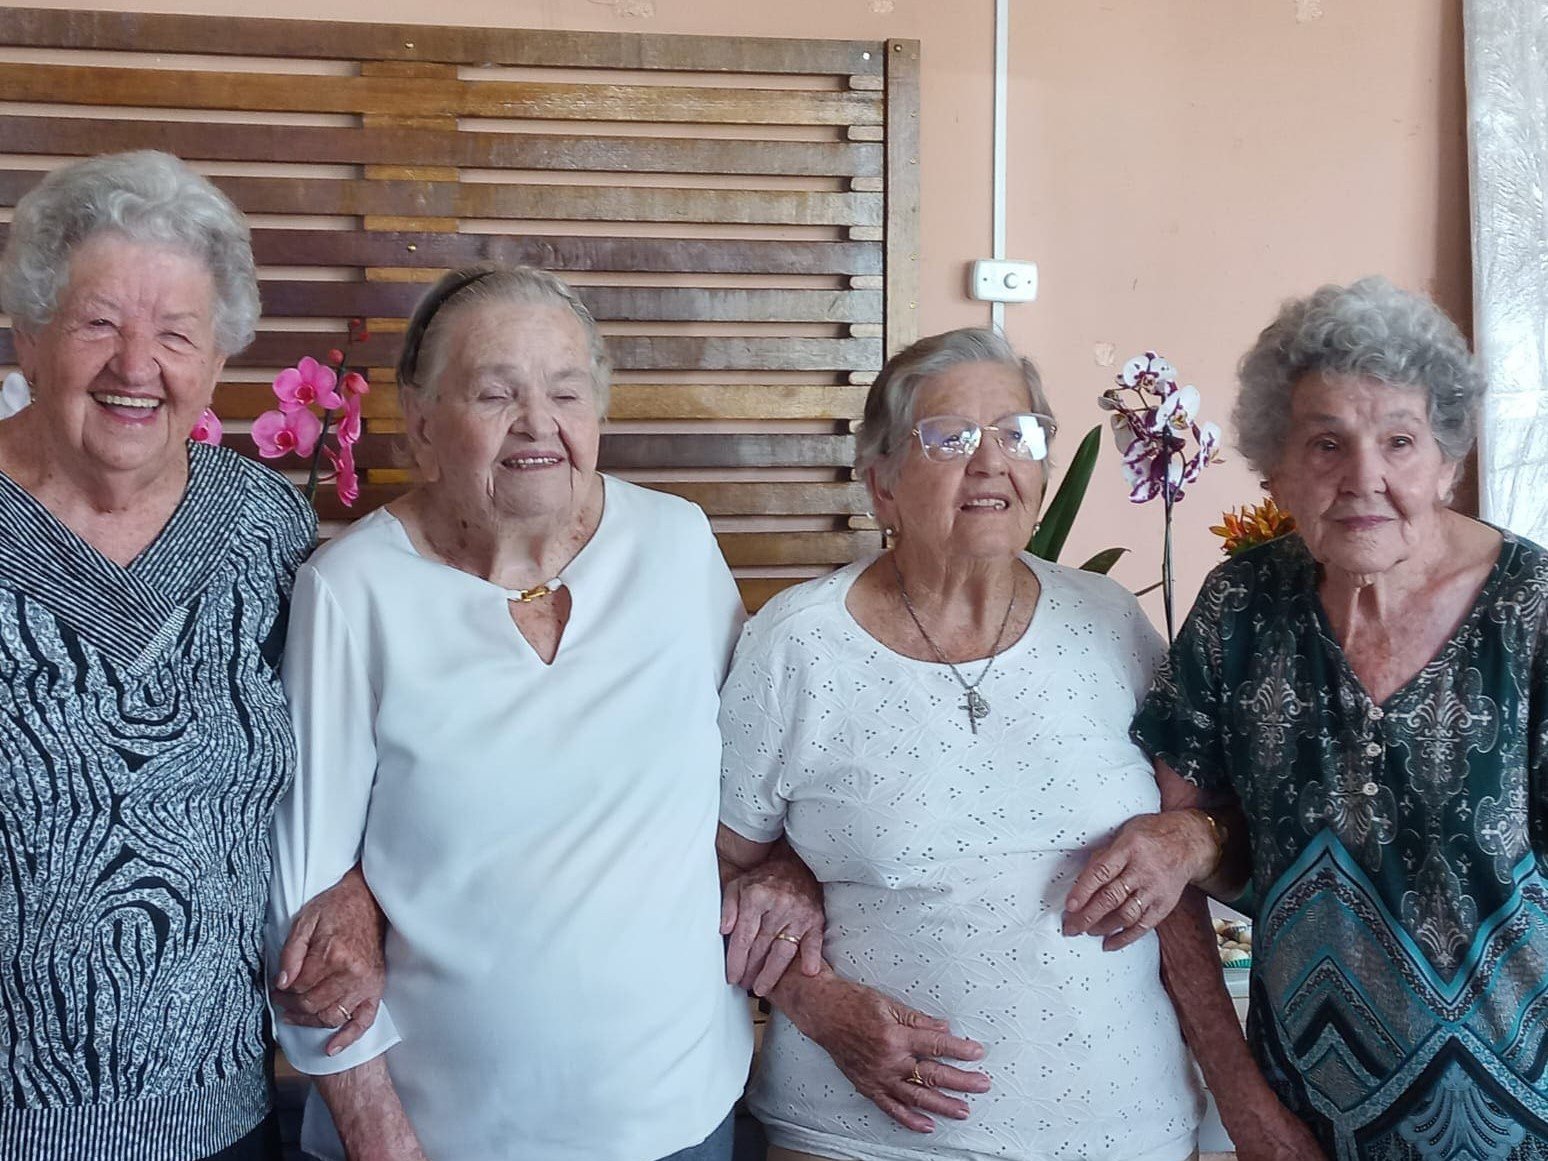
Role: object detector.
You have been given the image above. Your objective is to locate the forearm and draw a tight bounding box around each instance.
[1157,887,1275,1136]
[1188,802,1252,901]
[314,1056,426,1161]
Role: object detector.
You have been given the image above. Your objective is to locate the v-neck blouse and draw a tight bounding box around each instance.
[268,476,753,1161]
[0,443,316,1160]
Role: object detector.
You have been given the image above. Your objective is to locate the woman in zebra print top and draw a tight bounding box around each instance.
[0,151,316,1161]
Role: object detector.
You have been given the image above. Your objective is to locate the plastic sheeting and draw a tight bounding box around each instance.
[1466,0,1548,542]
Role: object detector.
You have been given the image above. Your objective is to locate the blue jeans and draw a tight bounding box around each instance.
[656,1110,734,1161]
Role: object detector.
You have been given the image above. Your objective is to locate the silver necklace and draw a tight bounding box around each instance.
[891,556,1016,735]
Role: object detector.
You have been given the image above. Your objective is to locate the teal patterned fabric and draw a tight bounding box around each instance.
[1133,529,1548,1161]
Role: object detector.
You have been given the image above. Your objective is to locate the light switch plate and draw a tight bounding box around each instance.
[969,259,1039,303]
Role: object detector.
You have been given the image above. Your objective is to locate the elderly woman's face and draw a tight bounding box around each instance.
[1268,373,1459,578]
[409,300,601,520]
[874,361,1045,561]
[14,233,224,477]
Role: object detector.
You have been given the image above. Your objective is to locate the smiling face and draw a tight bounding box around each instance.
[407,299,602,523]
[13,232,224,480]
[1268,372,1459,578]
[872,360,1047,563]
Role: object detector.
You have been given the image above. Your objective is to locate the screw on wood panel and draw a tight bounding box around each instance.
[406,244,417,252]
[404,41,415,49]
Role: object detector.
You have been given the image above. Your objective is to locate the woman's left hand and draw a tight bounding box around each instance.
[1062,809,1217,950]
[721,840,825,996]
[272,863,386,1056]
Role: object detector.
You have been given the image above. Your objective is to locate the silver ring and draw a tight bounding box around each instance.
[334,1004,353,1025]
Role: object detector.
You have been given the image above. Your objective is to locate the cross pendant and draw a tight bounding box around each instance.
[960,688,989,734]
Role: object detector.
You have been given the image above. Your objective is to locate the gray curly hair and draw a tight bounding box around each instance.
[1234,276,1484,475]
[0,151,259,355]
[855,327,1053,493]
[396,264,611,415]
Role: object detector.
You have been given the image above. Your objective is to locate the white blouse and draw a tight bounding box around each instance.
[267,477,753,1161]
[720,555,1203,1161]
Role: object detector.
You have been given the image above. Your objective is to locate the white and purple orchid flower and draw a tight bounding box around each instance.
[1099,351,1220,504]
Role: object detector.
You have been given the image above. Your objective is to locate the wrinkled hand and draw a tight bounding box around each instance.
[273,863,386,1056]
[793,973,990,1133]
[1063,809,1216,950]
[721,843,824,996]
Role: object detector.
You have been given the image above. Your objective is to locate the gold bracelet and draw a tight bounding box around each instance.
[1193,808,1229,882]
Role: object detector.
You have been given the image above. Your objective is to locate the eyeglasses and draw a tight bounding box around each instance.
[912,412,1056,463]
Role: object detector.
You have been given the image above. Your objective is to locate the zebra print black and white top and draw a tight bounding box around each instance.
[0,442,315,1161]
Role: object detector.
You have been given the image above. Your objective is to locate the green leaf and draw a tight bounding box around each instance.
[1079,547,1127,574]
[1028,424,1102,562]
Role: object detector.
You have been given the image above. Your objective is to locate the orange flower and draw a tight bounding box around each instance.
[1211,497,1295,556]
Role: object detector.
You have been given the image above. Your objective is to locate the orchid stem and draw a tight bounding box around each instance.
[1161,439,1177,645]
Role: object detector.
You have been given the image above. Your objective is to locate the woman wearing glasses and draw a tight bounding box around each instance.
[717,328,1208,1161]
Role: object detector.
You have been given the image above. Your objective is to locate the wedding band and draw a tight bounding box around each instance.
[906,1064,927,1086]
[774,931,802,946]
[335,1004,353,1025]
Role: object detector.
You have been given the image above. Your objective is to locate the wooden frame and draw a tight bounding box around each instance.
[0,7,921,607]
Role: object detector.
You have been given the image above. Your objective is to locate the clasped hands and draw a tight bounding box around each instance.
[720,845,990,1134]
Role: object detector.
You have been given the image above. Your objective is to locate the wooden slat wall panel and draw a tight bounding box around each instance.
[0,6,921,602]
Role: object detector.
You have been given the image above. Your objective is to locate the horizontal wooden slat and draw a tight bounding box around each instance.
[658,481,870,515]
[718,530,870,567]
[0,115,881,178]
[228,431,854,470]
[607,384,869,421]
[263,231,884,277]
[0,171,880,228]
[0,329,882,373]
[0,223,881,278]
[0,8,885,75]
[311,479,869,520]
[738,576,811,612]
[258,282,880,323]
[212,382,866,423]
[0,63,883,125]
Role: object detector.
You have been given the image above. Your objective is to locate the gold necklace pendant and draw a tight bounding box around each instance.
[505,578,565,603]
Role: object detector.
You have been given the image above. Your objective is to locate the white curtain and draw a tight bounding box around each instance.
[1466,0,1548,541]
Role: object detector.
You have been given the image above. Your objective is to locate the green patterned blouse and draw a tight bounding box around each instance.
[1133,529,1548,1161]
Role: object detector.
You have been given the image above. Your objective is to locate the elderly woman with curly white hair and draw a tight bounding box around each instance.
[1080,276,1548,1159]
[0,151,315,1159]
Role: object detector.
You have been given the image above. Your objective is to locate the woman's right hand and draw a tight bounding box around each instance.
[785,971,990,1134]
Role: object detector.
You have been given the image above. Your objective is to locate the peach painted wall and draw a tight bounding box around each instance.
[11,0,1468,617]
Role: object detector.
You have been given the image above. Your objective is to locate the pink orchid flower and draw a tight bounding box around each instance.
[190,408,223,446]
[325,441,360,507]
[252,407,323,460]
[340,371,370,398]
[337,392,363,447]
[273,357,343,413]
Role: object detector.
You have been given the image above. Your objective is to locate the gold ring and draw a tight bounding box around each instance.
[774,931,802,946]
[335,1004,353,1025]
[906,1063,926,1086]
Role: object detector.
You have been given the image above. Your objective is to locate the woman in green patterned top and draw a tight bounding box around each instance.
[1071,277,1548,1161]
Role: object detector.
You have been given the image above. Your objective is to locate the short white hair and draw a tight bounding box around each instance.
[1,151,259,355]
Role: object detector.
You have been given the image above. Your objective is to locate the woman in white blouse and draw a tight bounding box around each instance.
[718,329,1218,1161]
[266,266,752,1161]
